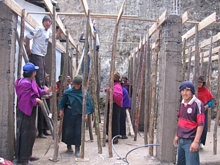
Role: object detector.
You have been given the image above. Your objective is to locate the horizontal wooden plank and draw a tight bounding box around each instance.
[182,11,189,24]
[186,46,220,62]
[185,32,220,54]
[182,12,216,41]
[158,10,167,27]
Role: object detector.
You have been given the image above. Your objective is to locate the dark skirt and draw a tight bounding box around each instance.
[15,107,36,161]
[201,110,208,145]
[106,103,121,138]
[62,108,82,146]
[120,108,126,136]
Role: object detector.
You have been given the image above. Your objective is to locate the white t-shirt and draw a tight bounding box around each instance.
[26,27,52,56]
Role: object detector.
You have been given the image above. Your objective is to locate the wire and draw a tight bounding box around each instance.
[112,135,160,164]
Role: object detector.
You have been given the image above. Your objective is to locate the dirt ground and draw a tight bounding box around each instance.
[13,120,220,165]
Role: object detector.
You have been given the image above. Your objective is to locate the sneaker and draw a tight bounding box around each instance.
[75,146,80,157]
[38,133,47,138]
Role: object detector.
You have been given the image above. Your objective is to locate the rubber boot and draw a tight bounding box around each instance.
[67,145,73,152]
[75,146,80,157]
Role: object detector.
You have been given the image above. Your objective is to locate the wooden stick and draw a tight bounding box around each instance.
[80,9,90,159]
[126,109,134,137]
[17,9,25,78]
[187,47,192,80]
[213,48,220,154]
[92,32,102,153]
[107,1,125,157]
[182,38,186,80]
[149,29,160,156]
[134,41,145,141]
[58,31,69,142]
[193,24,200,96]
[200,52,204,75]
[206,36,213,132]
[144,34,151,144]
[131,53,137,124]
[51,6,59,162]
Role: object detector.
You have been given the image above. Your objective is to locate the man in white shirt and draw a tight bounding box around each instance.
[25,15,62,138]
[25,15,61,88]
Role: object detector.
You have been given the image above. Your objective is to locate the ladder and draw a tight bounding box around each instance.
[39,98,54,137]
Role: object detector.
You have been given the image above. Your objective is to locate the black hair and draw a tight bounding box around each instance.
[23,71,34,78]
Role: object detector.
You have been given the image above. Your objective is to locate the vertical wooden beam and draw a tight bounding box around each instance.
[187,47,192,80]
[80,9,90,159]
[51,6,59,162]
[17,9,25,78]
[144,34,150,145]
[134,43,145,141]
[200,52,204,75]
[213,48,220,155]
[193,24,200,96]
[182,38,186,80]
[206,36,213,132]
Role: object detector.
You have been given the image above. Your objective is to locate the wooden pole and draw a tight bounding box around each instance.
[200,52,204,75]
[102,94,109,147]
[182,38,186,80]
[193,24,200,96]
[134,43,145,141]
[80,9,90,159]
[144,34,151,144]
[206,36,213,132]
[51,6,59,162]
[107,1,125,157]
[149,28,160,156]
[92,31,102,154]
[187,47,192,80]
[58,31,69,141]
[76,44,79,70]
[131,52,137,122]
[213,48,220,155]
[17,9,25,78]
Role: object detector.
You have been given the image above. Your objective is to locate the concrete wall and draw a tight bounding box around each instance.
[0,3,17,160]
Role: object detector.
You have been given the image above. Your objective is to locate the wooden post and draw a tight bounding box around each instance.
[206,36,213,132]
[76,44,79,69]
[131,52,137,123]
[149,28,160,156]
[134,43,145,141]
[17,9,25,78]
[80,9,90,159]
[193,24,200,96]
[144,34,151,144]
[200,52,204,75]
[92,31,102,154]
[102,94,109,147]
[107,1,125,157]
[187,47,192,80]
[213,48,220,155]
[182,38,186,80]
[58,31,69,141]
[51,6,59,162]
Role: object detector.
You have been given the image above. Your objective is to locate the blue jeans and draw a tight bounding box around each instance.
[177,138,200,165]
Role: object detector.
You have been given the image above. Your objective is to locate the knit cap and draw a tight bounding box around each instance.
[42,15,52,23]
[179,81,195,94]
[72,76,82,85]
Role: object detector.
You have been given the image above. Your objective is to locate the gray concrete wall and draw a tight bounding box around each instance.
[156,15,182,163]
[0,3,17,160]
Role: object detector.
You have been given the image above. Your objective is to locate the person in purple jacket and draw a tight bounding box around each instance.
[14,62,52,165]
[120,87,131,139]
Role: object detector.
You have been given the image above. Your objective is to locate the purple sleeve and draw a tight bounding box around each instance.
[38,86,46,96]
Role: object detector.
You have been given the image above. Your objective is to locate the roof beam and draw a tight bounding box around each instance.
[182,12,216,41]
[182,11,189,24]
